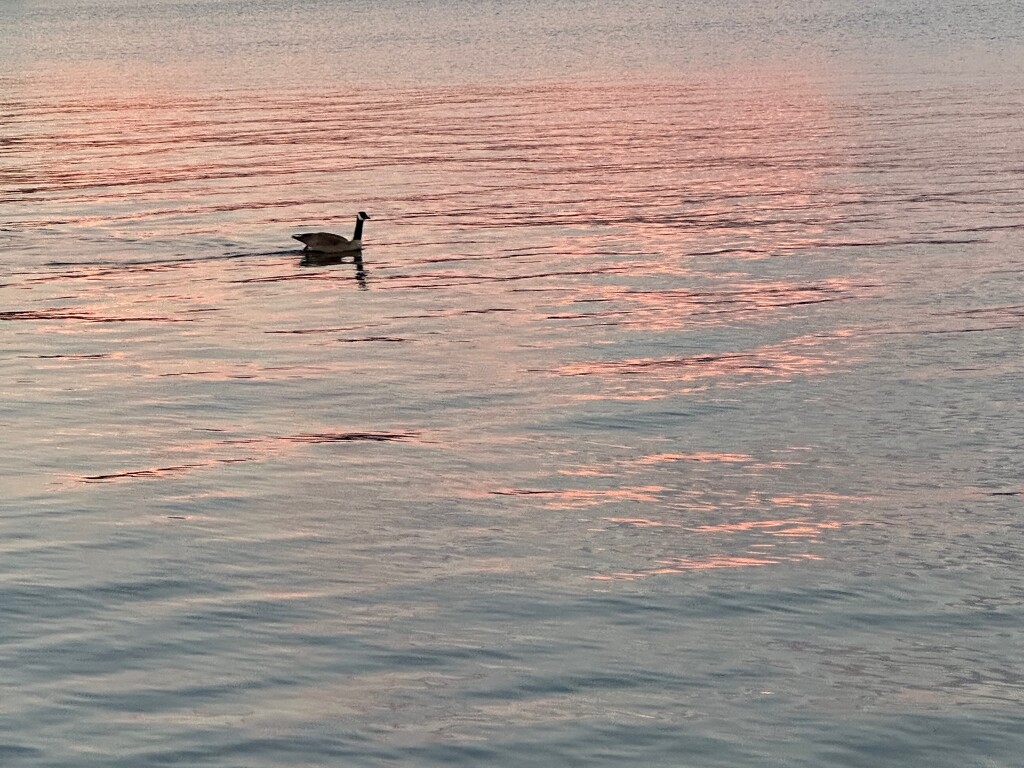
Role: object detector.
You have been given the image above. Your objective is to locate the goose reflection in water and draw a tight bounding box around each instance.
[300,250,368,289]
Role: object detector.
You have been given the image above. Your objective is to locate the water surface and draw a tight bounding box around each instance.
[2,1,1024,765]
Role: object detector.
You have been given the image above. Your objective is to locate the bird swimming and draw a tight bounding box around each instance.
[292,211,371,253]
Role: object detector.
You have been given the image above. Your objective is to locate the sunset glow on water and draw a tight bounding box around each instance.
[3,1,1024,765]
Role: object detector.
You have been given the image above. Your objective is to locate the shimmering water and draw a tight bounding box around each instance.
[2,1,1024,765]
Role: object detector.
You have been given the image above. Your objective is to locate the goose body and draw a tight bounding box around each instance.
[293,211,370,253]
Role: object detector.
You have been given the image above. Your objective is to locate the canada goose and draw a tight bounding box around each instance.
[293,211,371,253]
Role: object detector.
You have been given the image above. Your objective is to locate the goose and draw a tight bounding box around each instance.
[292,211,370,253]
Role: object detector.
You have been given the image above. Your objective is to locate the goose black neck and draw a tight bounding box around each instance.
[353,216,366,241]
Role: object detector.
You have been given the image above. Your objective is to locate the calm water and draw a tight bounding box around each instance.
[2,1,1024,765]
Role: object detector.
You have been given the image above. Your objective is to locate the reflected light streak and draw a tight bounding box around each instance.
[591,552,824,580]
[690,519,843,538]
[635,451,771,466]
[769,492,861,508]
[526,74,843,272]
[604,517,681,529]
[556,331,859,391]
[492,486,667,509]
[640,451,752,463]
[544,279,878,333]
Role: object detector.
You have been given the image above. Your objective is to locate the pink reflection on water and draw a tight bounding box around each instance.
[556,330,858,393]
[604,517,682,529]
[638,451,751,463]
[628,451,797,474]
[558,467,615,477]
[632,451,788,468]
[545,279,878,332]
[768,492,861,508]
[492,485,667,509]
[591,552,824,581]
[690,518,843,538]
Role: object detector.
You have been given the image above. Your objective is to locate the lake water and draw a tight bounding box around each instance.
[2,1,1023,765]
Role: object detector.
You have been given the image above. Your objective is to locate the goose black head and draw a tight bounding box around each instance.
[358,211,371,220]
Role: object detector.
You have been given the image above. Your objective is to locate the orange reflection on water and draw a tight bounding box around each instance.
[492,485,667,509]
[604,517,681,529]
[637,451,750,464]
[591,552,823,581]
[690,518,842,538]
[546,279,877,333]
[528,72,843,266]
[557,331,857,393]
[632,451,793,472]
[558,467,615,477]
[769,492,860,508]
[570,388,683,402]
[654,554,777,571]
